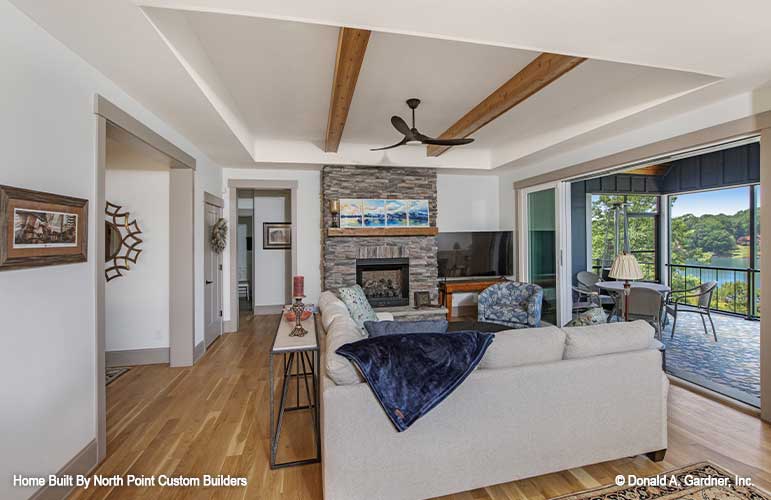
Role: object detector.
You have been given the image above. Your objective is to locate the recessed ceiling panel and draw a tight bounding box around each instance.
[344,31,539,146]
[184,10,339,142]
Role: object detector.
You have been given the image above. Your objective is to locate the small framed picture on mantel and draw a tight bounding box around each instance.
[0,185,89,271]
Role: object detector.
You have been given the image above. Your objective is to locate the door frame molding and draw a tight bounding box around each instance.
[226,180,298,333]
[94,94,196,463]
[517,181,572,326]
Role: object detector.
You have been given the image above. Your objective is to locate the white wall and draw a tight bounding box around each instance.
[0,2,221,497]
[222,167,320,321]
[437,173,504,307]
[253,192,290,306]
[436,174,500,232]
[105,168,170,351]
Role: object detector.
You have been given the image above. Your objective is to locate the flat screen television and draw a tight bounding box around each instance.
[437,231,513,279]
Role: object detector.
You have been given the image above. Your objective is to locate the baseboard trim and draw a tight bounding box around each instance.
[224,319,237,333]
[193,340,205,363]
[106,347,169,367]
[253,304,285,314]
[30,439,98,500]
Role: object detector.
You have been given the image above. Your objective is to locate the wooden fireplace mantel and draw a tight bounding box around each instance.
[327,227,439,237]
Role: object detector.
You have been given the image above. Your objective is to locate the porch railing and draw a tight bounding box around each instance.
[667,263,760,319]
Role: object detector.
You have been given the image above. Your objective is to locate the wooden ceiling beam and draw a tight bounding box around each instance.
[324,27,371,153]
[625,164,669,176]
[427,52,586,157]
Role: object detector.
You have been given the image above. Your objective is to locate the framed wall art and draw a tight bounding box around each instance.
[263,222,291,250]
[0,185,88,271]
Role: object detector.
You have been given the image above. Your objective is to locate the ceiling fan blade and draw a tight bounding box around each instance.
[420,137,474,146]
[390,115,413,137]
[370,137,407,151]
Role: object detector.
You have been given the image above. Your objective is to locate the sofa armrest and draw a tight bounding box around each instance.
[375,312,394,321]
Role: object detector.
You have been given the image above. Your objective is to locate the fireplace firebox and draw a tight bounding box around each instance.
[356,258,409,307]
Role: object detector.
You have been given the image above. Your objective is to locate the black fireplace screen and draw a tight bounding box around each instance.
[355,258,409,307]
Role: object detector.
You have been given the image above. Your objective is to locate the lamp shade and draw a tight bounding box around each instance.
[608,253,643,281]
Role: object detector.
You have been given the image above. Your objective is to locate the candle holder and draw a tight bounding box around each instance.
[329,200,340,228]
[289,296,308,337]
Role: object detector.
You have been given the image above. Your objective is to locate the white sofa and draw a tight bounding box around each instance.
[318,292,668,500]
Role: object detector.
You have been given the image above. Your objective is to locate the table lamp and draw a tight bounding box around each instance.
[608,252,643,321]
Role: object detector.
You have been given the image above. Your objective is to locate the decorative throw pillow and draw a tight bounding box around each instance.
[338,284,378,330]
[565,307,607,327]
[364,319,449,337]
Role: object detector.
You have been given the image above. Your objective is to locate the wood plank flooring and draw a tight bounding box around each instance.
[69,314,771,499]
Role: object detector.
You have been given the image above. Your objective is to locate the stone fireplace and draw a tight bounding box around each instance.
[356,258,409,307]
[321,165,439,306]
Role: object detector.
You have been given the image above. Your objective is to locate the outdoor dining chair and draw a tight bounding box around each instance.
[666,281,718,342]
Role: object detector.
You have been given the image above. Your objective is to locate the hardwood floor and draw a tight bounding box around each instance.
[70,314,771,499]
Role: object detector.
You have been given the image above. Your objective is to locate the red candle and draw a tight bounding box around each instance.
[293,275,305,298]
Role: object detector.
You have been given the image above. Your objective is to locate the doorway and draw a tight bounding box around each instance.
[95,95,196,461]
[227,180,298,332]
[518,182,572,326]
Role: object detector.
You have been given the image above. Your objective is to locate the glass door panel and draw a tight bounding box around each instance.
[527,188,557,325]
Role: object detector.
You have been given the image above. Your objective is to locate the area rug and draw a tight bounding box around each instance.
[106,367,129,386]
[552,463,769,500]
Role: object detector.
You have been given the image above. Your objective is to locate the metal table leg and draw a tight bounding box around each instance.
[269,349,321,469]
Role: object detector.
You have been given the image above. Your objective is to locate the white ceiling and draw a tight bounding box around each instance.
[10,0,771,173]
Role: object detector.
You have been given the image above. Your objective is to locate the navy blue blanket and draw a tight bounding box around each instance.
[336,331,494,432]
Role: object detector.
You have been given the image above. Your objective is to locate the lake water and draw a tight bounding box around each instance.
[679,255,757,288]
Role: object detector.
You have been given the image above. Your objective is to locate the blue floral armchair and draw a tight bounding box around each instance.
[478,281,543,328]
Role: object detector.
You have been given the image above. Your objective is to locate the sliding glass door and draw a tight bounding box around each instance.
[520,183,571,326]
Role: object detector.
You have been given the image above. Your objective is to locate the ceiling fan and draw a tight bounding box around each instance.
[370,98,474,151]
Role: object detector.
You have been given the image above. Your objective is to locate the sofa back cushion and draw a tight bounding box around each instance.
[325,315,366,385]
[338,285,378,330]
[479,325,566,370]
[563,320,654,359]
[364,319,448,338]
[319,291,351,331]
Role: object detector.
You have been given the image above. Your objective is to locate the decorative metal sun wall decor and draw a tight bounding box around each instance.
[104,201,143,282]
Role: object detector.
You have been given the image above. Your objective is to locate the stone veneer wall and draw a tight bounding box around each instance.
[321,165,439,304]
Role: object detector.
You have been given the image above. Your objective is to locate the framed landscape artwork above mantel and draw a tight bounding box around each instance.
[0,185,89,271]
[339,199,430,228]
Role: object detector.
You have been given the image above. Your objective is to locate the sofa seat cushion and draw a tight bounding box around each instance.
[325,316,366,385]
[563,320,654,359]
[338,284,378,330]
[364,319,448,338]
[483,305,529,326]
[479,325,566,370]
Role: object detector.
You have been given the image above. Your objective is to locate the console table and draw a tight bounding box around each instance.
[269,310,320,469]
[439,278,505,321]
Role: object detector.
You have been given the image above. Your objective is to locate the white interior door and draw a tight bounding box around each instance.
[204,202,223,346]
[518,182,572,326]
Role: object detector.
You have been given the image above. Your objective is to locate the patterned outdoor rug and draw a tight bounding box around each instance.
[662,314,759,406]
[106,367,129,386]
[552,463,769,500]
